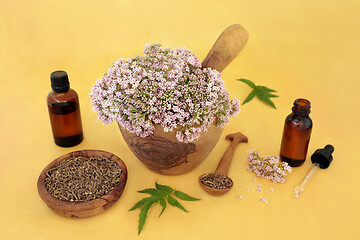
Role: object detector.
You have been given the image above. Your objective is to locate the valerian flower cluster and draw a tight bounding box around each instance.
[90,44,240,142]
[247,151,292,183]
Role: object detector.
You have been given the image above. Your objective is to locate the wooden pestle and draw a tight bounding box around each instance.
[201,24,249,73]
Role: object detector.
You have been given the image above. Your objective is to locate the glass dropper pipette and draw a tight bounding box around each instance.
[294,145,334,199]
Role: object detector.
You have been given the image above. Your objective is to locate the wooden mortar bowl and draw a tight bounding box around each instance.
[119,123,223,175]
[37,150,128,218]
[119,24,248,176]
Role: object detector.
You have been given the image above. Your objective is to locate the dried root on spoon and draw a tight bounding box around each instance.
[199,173,233,189]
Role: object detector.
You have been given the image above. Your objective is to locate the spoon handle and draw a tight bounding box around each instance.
[215,143,237,176]
[215,132,248,176]
[201,24,249,73]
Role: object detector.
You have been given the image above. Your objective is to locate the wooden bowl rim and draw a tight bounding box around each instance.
[37,149,127,213]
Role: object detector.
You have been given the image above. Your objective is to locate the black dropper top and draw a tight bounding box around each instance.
[50,70,70,93]
[311,145,334,169]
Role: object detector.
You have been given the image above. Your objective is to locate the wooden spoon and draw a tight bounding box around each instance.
[199,132,248,196]
[201,24,249,72]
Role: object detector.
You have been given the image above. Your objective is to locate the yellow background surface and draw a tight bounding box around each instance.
[1,0,359,239]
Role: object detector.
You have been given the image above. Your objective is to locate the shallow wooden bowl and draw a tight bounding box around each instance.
[37,150,127,218]
[198,173,233,196]
[119,123,223,175]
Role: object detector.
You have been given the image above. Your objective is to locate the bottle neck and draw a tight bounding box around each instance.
[52,87,69,93]
[292,98,311,115]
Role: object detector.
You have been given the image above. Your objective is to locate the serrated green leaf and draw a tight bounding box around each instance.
[155,182,174,193]
[158,198,167,217]
[174,191,201,201]
[138,198,157,235]
[256,85,277,93]
[255,87,279,99]
[255,86,279,98]
[167,195,188,212]
[261,92,279,98]
[129,198,147,211]
[129,196,159,211]
[256,89,277,109]
[131,182,201,234]
[237,79,278,109]
[138,188,168,197]
[237,78,256,89]
[242,89,256,105]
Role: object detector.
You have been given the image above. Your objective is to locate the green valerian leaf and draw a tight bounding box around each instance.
[138,188,168,198]
[258,91,279,99]
[129,198,147,211]
[131,182,200,234]
[255,88,278,100]
[237,78,279,109]
[155,182,174,193]
[256,85,277,93]
[174,191,201,201]
[138,198,158,235]
[167,195,188,212]
[158,198,167,217]
[129,196,159,211]
[237,78,256,89]
[242,89,256,105]
[256,89,277,109]
[256,86,279,98]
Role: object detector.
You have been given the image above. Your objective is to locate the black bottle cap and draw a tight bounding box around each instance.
[50,70,70,93]
[311,145,334,169]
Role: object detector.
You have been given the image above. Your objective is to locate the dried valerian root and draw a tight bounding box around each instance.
[44,156,122,202]
[200,173,233,189]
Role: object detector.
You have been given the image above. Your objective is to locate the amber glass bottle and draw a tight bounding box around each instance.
[280,99,312,167]
[47,71,83,147]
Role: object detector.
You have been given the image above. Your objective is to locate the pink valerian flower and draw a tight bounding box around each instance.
[237,195,243,200]
[260,197,269,204]
[90,44,240,143]
[246,151,292,183]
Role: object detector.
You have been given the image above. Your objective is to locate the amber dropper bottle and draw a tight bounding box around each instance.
[280,99,312,167]
[47,71,84,147]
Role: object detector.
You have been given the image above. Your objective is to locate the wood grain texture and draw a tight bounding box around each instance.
[37,150,127,218]
[119,123,223,175]
[125,133,196,170]
[201,24,248,73]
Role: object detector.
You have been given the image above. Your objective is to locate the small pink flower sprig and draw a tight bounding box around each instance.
[247,151,292,183]
[90,44,240,143]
